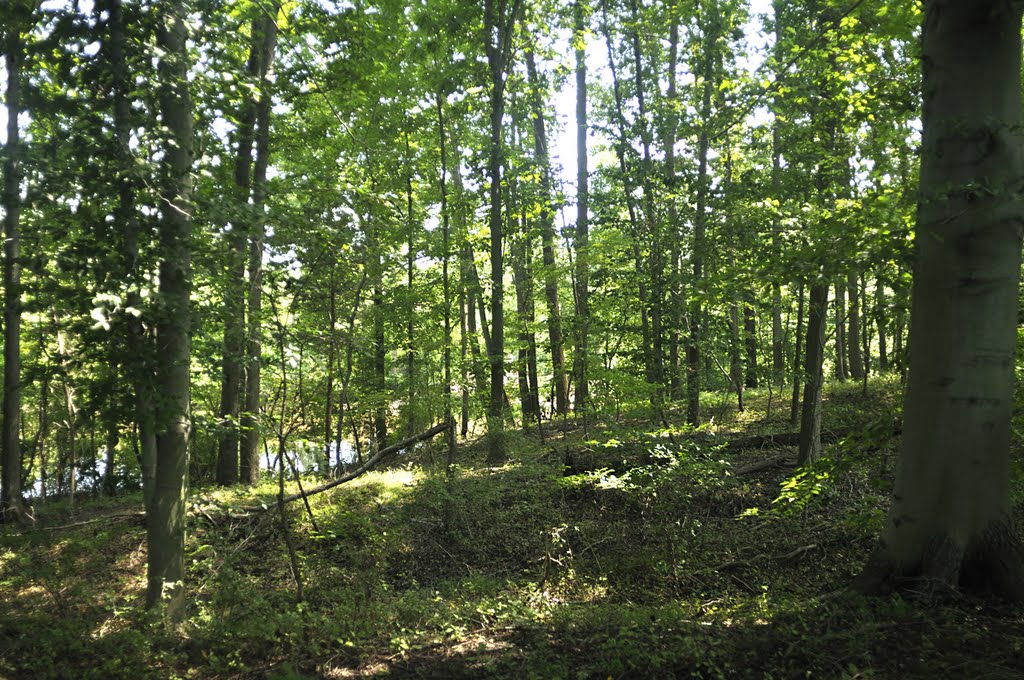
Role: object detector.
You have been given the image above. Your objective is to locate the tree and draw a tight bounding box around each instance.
[1,1,28,522]
[147,0,194,621]
[240,3,279,485]
[686,0,721,426]
[572,0,591,416]
[524,50,569,418]
[854,0,1024,600]
[483,0,522,464]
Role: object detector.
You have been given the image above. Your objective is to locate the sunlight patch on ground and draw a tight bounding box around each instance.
[0,547,14,570]
[359,467,420,490]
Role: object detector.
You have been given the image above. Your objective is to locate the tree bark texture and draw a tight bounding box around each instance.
[847,272,863,379]
[216,15,265,486]
[525,52,569,417]
[855,0,1024,601]
[1,12,25,521]
[240,3,279,485]
[147,0,194,622]
[572,0,591,416]
[483,0,522,463]
[833,281,848,381]
[797,283,827,466]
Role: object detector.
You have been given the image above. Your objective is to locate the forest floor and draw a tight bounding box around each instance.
[2,375,1024,679]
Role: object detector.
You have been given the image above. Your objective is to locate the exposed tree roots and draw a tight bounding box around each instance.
[852,518,1024,603]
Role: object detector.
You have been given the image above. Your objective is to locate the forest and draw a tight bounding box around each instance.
[1,0,1023,677]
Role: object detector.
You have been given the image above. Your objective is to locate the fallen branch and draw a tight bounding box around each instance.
[250,421,451,510]
[735,454,792,475]
[20,511,146,533]
[725,431,829,452]
[694,543,819,577]
[724,423,901,453]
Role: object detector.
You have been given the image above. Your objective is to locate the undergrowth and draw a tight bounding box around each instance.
[1,376,1022,679]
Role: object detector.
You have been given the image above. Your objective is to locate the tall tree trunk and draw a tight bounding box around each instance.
[687,1,720,426]
[789,285,805,426]
[797,283,828,466]
[847,271,864,379]
[770,0,786,389]
[1,11,25,522]
[598,0,653,393]
[511,229,539,423]
[834,281,848,381]
[855,0,1024,600]
[371,229,387,449]
[572,0,591,416]
[524,52,569,417]
[102,418,119,496]
[483,0,522,463]
[240,4,279,485]
[664,16,683,401]
[626,0,665,417]
[109,0,158,506]
[216,17,264,486]
[450,134,482,429]
[324,274,337,470]
[744,303,758,388]
[875,274,888,371]
[404,134,417,437]
[893,306,905,380]
[436,92,456,463]
[459,284,469,436]
[147,0,193,622]
[464,246,489,408]
[729,291,744,412]
[337,269,366,469]
[240,216,264,484]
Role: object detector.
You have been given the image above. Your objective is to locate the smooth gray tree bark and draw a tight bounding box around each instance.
[147,0,194,622]
[524,52,569,417]
[797,283,827,466]
[572,0,591,416]
[1,10,25,522]
[240,3,279,485]
[855,0,1024,600]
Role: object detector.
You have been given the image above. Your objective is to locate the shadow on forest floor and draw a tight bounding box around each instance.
[1,377,1022,679]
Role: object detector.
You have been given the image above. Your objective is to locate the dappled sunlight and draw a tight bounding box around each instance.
[3,379,1022,678]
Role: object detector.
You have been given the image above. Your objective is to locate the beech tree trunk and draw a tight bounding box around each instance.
[627,0,664,416]
[770,0,786,389]
[598,0,654,399]
[240,4,279,485]
[743,303,758,389]
[664,17,682,401]
[855,0,1024,601]
[729,292,744,412]
[109,0,158,504]
[324,276,337,469]
[833,281,848,381]
[797,283,827,466]
[216,18,262,486]
[147,0,193,621]
[572,0,591,416]
[483,0,522,463]
[789,285,805,426]
[404,134,417,437]
[686,1,720,425]
[847,272,863,379]
[525,52,568,417]
[371,229,387,449]
[875,274,888,371]
[1,12,25,521]
[436,92,456,462]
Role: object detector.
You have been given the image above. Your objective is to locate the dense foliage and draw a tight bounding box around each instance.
[1,0,1023,676]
